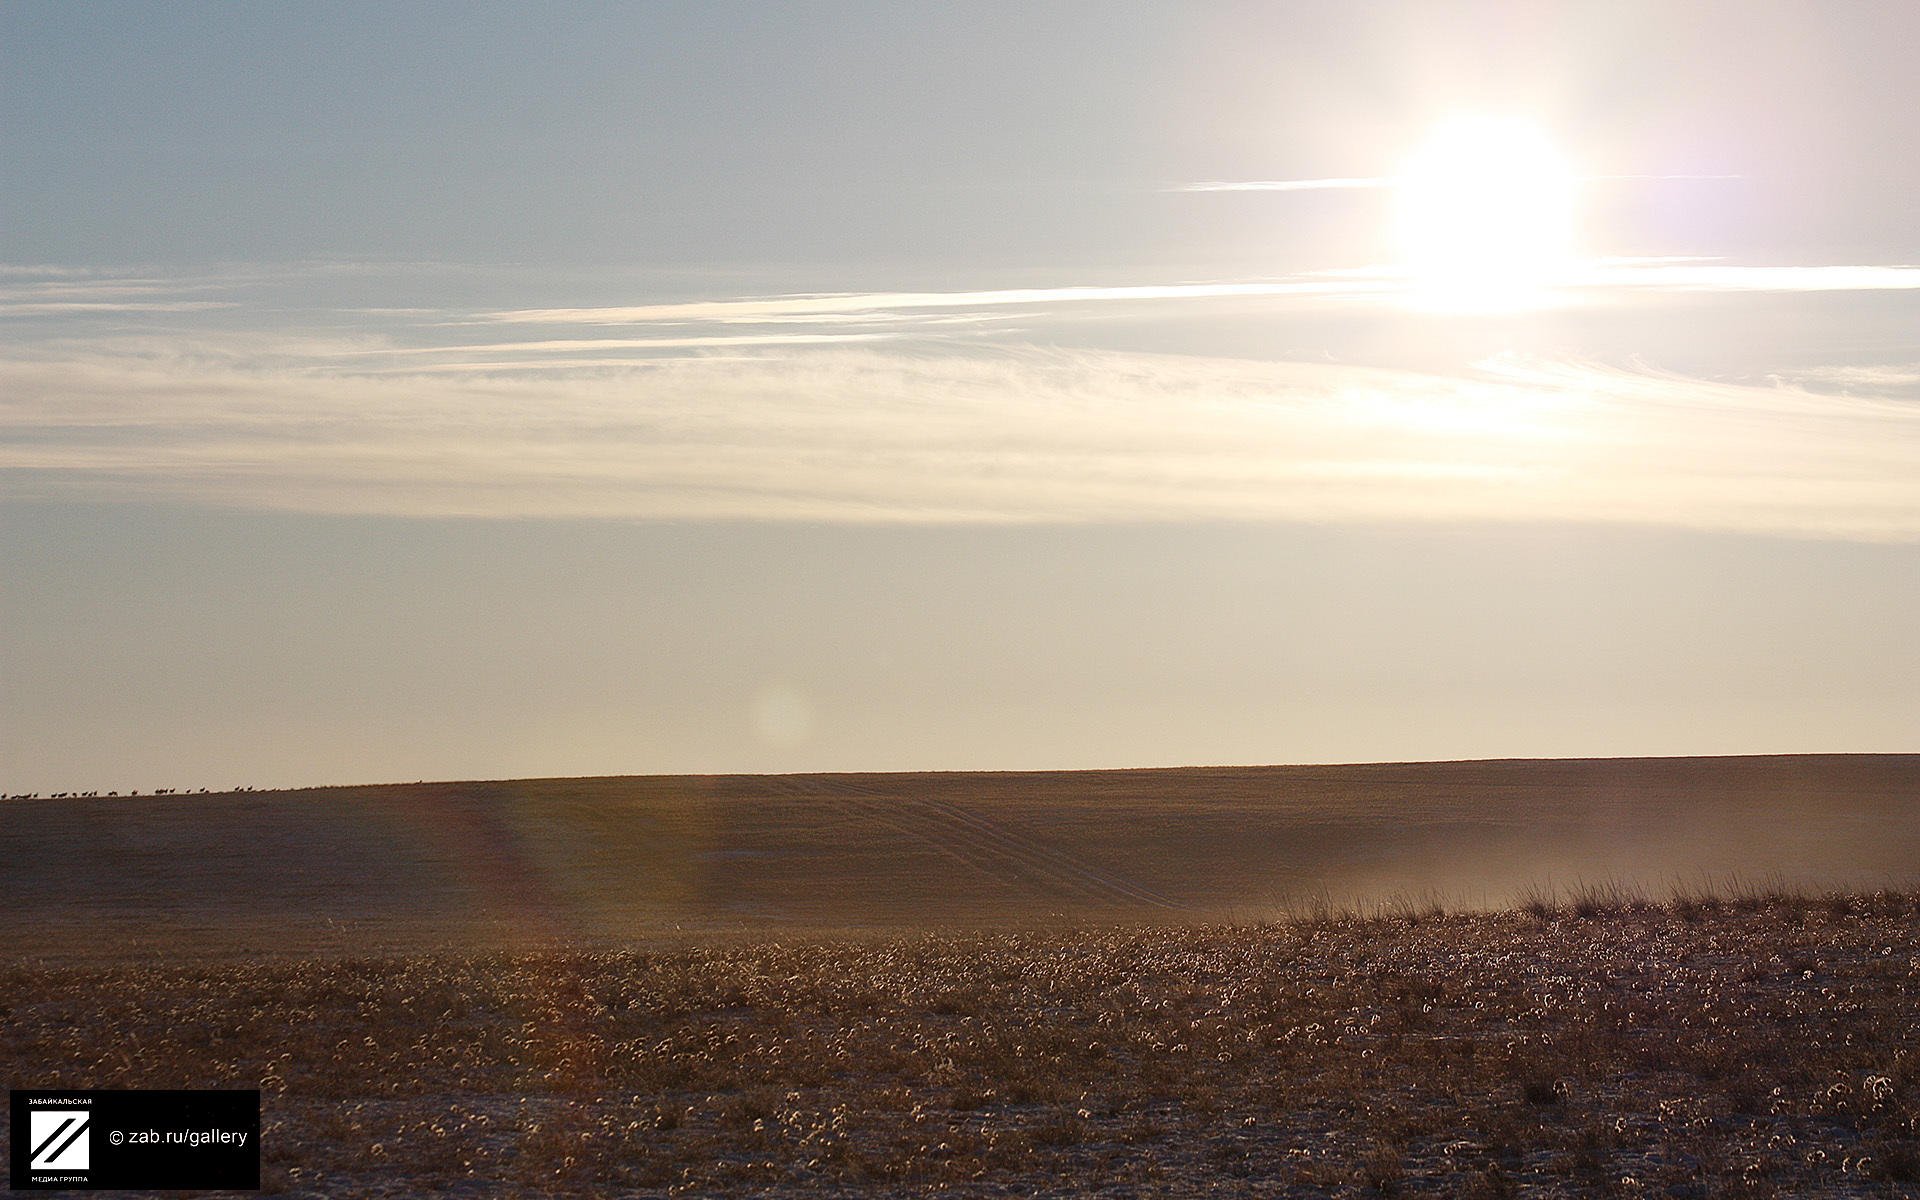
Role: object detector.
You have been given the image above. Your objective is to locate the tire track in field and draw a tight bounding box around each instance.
[788,775,1187,912]
[906,791,1187,911]
[769,775,1041,894]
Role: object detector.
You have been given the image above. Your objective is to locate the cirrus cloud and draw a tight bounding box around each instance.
[2,343,1916,538]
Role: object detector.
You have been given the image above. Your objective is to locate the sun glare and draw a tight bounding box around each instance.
[1395,116,1578,313]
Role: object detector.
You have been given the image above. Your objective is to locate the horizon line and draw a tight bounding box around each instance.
[7,749,1913,801]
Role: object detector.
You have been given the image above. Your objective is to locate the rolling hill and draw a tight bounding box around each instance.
[5,754,1916,957]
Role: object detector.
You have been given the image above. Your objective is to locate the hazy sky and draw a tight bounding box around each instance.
[3,1,1916,792]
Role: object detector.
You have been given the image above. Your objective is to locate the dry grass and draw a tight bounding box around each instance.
[5,891,1919,1196]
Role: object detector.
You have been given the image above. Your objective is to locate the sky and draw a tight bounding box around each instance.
[2,1,1916,793]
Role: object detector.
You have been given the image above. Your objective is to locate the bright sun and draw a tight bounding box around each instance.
[1395,116,1578,313]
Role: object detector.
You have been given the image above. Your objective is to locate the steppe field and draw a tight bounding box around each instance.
[5,755,1919,1196]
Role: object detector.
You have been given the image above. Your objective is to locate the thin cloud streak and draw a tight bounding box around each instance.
[0,301,238,317]
[474,265,1920,330]
[3,346,1916,539]
[0,264,137,280]
[347,332,898,357]
[355,355,879,373]
[1304,260,1920,295]
[474,281,1389,326]
[1178,178,1390,192]
[1178,173,1741,192]
[1782,364,1920,395]
[1587,263,1920,293]
[1588,173,1745,181]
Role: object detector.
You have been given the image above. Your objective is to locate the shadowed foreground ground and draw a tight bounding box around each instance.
[4,895,1919,1197]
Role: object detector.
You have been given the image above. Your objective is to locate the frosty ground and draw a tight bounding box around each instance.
[5,891,1918,1197]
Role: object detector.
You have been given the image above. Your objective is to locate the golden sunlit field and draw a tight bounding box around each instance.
[4,755,1919,1195]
